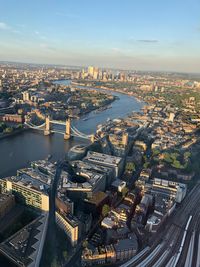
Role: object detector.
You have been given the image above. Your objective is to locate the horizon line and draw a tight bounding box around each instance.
[0,59,200,76]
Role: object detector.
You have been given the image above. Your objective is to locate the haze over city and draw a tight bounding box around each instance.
[0,0,200,72]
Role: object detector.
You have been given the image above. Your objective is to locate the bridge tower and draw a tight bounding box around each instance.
[44,116,51,136]
[90,134,95,143]
[64,118,71,140]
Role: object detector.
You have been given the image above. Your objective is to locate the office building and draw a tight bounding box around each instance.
[59,168,106,200]
[88,66,94,77]
[56,211,79,246]
[0,174,49,212]
[84,151,123,179]
[71,160,114,186]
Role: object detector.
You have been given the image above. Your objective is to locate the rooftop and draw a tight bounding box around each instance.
[31,160,56,177]
[113,234,138,252]
[85,151,122,166]
[4,172,49,195]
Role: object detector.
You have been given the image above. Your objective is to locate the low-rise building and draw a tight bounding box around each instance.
[114,234,138,263]
[82,245,116,266]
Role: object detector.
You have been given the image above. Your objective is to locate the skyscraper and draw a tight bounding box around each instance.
[88,66,94,77]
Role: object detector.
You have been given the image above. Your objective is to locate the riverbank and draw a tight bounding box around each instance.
[75,96,117,119]
[0,128,28,140]
[71,81,146,104]
[52,80,117,119]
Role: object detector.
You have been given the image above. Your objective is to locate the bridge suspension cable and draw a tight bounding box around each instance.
[70,126,91,139]
[24,121,45,130]
[71,125,93,138]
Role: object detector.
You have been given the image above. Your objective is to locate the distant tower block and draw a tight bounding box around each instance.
[168,112,175,122]
[44,116,51,136]
[64,118,71,140]
[122,132,129,146]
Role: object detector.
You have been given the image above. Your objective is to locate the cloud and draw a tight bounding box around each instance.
[12,30,22,34]
[0,22,21,35]
[112,47,123,52]
[34,31,47,40]
[39,43,56,51]
[127,38,159,45]
[0,22,10,30]
[137,39,159,43]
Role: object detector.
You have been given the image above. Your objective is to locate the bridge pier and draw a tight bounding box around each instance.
[64,118,71,140]
[64,134,71,140]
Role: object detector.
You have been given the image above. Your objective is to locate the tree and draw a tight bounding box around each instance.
[184,151,191,159]
[0,122,6,130]
[172,160,184,169]
[163,153,173,163]
[62,250,68,261]
[16,124,23,129]
[82,239,88,248]
[51,258,59,267]
[152,149,160,156]
[3,127,13,133]
[101,204,110,217]
[171,153,179,160]
[121,186,128,197]
[143,162,150,169]
[125,162,135,172]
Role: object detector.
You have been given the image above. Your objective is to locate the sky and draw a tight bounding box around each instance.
[0,0,200,72]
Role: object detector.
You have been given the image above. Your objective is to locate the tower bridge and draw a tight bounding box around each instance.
[25,117,96,143]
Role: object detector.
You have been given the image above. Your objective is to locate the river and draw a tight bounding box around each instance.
[0,80,144,178]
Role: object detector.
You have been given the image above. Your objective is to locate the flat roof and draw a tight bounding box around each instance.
[61,168,105,191]
[4,173,49,195]
[72,160,113,175]
[31,160,56,176]
[18,168,52,186]
[57,211,79,227]
[113,236,138,251]
[85,151,122,166]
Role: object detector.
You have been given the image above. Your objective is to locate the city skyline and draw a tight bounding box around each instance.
[0,0,200,73]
